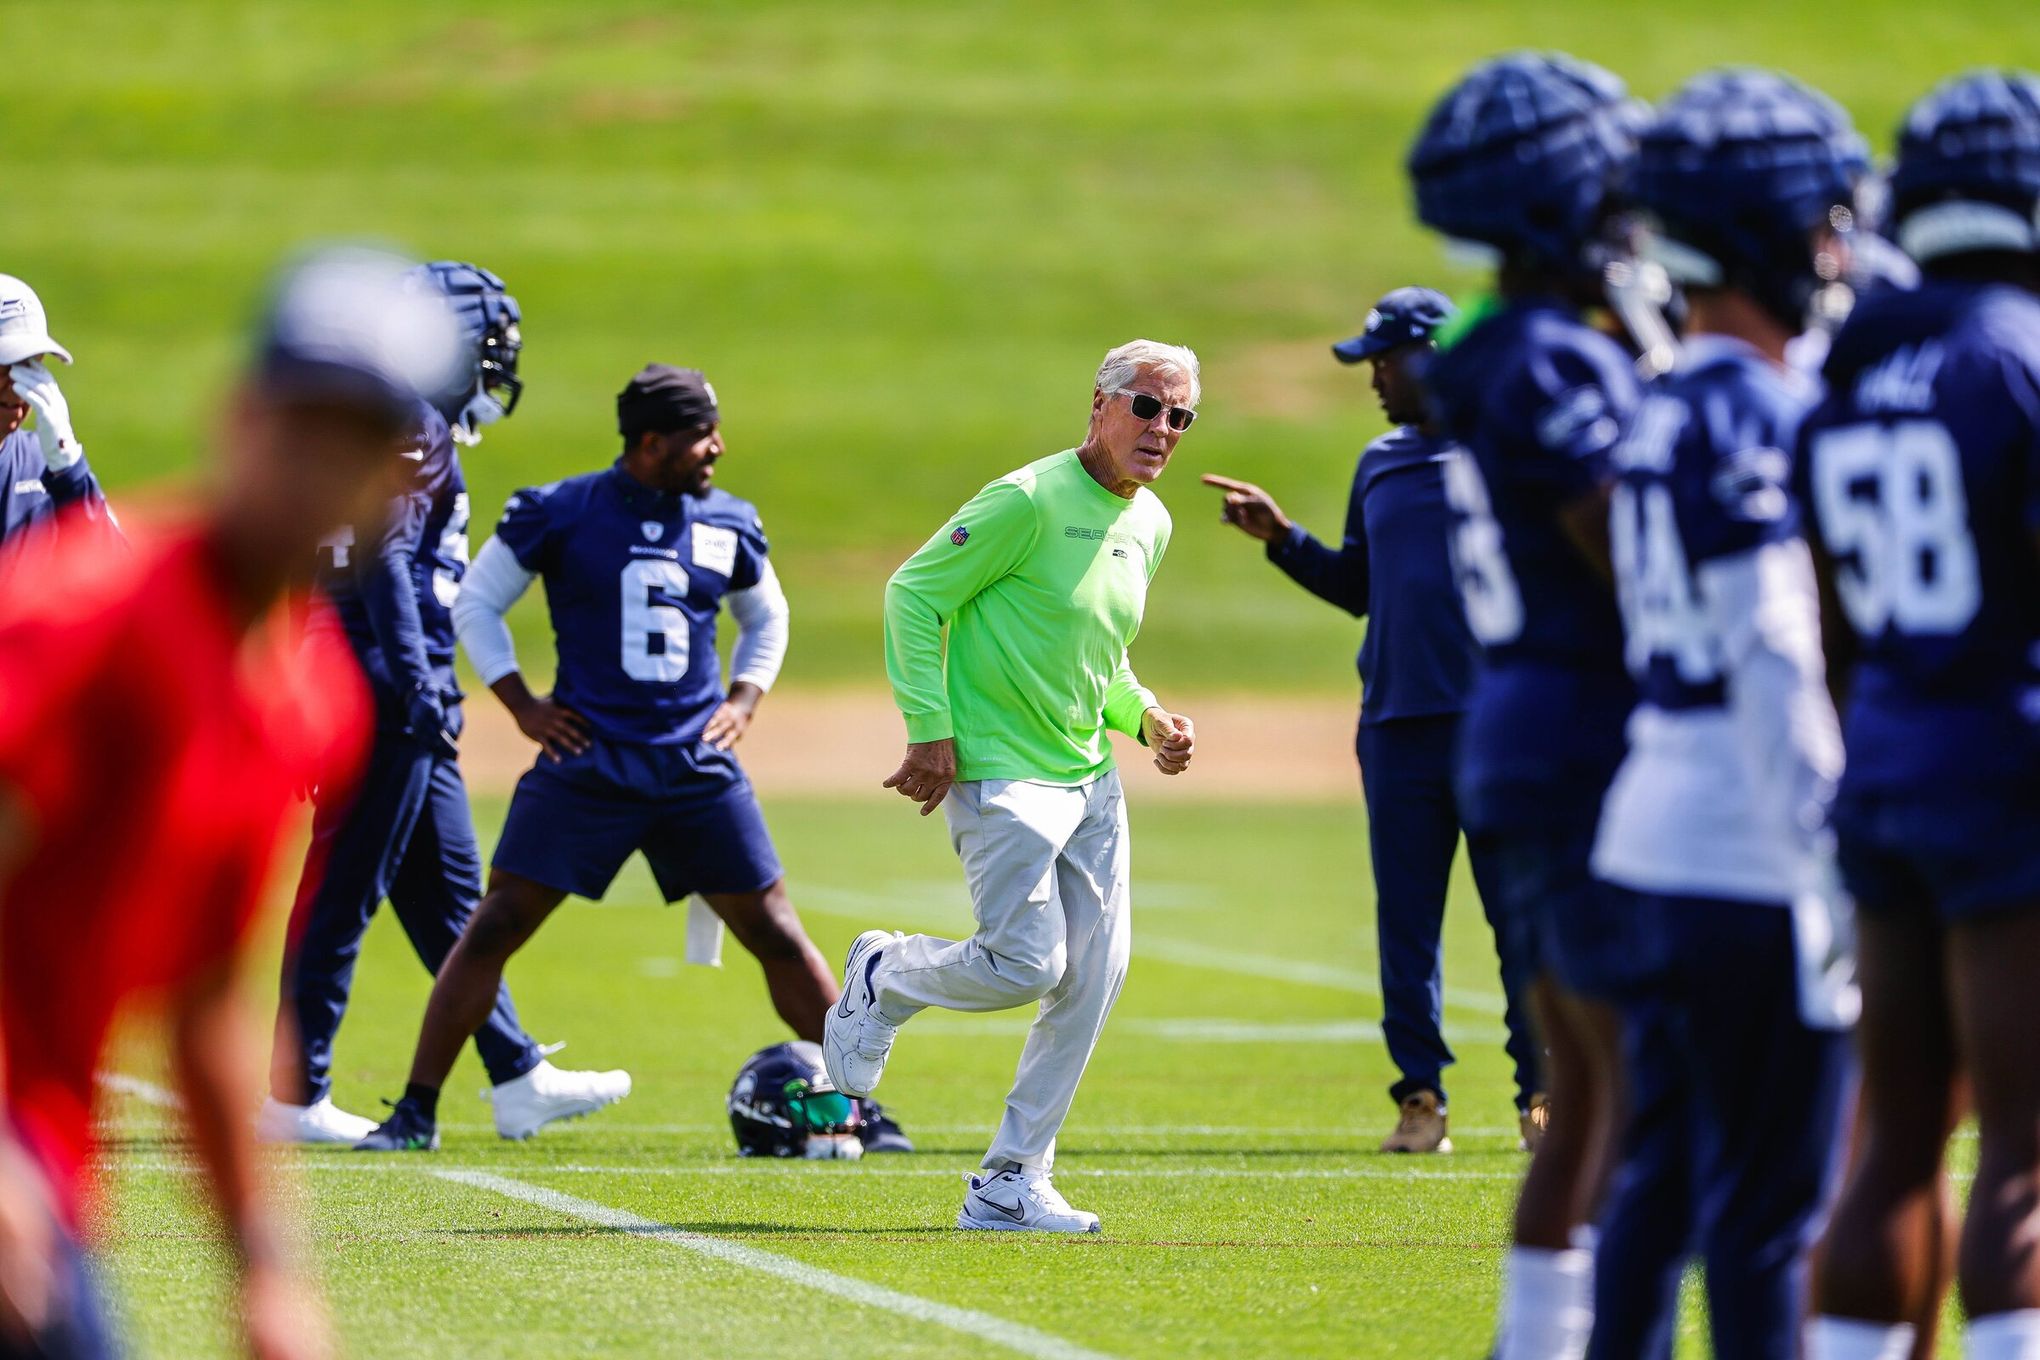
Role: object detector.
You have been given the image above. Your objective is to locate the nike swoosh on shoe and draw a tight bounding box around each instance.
[860,947,884,1009]
[976,1193,1028,1223]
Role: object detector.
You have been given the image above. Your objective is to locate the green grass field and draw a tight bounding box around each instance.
[93,794,1977,1358]
[89,794,1624,1358]
[28,3,2016,1355]
[15,0,2040,691]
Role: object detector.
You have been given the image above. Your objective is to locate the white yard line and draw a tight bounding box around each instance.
[803,884,1509,1018]
[108,1154,1531,1182]
[912,1014,1503,1044]
[1130,937,1508,1017]
[95,1072,181,1109]
[431,1170,1125,1360]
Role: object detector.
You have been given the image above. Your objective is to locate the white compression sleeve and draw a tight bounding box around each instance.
[726,558,790,692]
[452,536,536,686]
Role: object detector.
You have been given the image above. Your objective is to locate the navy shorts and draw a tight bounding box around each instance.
[493,737,782,903]
[1473,816,1640,1002]
[1834,785,2040,922]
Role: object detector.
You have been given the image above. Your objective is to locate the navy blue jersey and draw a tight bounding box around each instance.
[1611,337,1810,711]
[1422,299,1639,827]
[1268,425,1476,723]
[319,401,470,699]
[1796,280,2040,792]
[0,430,115,573]
[494,463,769,746]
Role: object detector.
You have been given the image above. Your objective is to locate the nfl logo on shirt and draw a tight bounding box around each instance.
[951,526,969,546]
[642,521,663,543]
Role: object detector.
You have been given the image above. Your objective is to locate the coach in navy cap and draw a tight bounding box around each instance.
[1203,285,1540,1156]
[1330,286,1456,364]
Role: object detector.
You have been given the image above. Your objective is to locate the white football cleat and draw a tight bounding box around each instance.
[957,1168,1101,1234]
[489,1059,632,1140]
[822,930,903,1098]
[256,1095,378,1145]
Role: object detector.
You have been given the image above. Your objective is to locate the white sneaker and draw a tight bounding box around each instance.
[957,1169,1101,1234]
[256,1096,377,1145]
[822,930,902,1098]
[489,1059,632,1140]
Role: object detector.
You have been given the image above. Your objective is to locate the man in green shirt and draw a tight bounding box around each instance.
[824,339,1199,1233]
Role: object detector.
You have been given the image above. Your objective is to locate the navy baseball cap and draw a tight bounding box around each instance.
[1331,286,1457,364]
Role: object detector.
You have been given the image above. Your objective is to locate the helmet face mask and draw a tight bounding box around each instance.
[411,260,524,442]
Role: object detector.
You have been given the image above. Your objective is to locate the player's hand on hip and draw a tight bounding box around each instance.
[883,738,956,816]
[240,1262,333,1360]
[1142,707,1195,775]
[702,700,752,750]
[6,361,82,473]
[511,694,591,762]
[1200,474,1290,544]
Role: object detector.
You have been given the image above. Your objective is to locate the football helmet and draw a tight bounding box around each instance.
[1890,70,2040,262]
[728,1041,865,1160]
[412,260,523,443]
[1406,51,1641,277]
[1631,69,1867,329]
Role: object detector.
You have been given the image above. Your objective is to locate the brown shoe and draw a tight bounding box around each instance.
[1519,1093,1550,1153]
[1379,1091,1451,1154]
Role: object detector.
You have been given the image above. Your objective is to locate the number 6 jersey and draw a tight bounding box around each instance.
[490,463,771,746]
[1795,280,2040,798]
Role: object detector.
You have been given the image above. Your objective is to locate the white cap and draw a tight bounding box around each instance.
[0,275,72,367]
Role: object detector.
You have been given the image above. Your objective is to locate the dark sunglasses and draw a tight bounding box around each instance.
[1120,390,1197,431]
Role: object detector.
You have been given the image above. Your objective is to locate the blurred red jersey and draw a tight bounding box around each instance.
[0,518,369,1225]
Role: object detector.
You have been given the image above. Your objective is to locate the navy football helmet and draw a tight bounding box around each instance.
[1631,69,1867,329]
[1890,70,2040,263]
[1407,52,1641,276]
[728,1041,865,1160]
[412,260,523,442]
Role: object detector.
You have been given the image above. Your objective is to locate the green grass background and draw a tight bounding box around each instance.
[38,5,2014,1354]
[98,795,1974,1356]
[13,0,2040,691]
[91,796,1647,1357]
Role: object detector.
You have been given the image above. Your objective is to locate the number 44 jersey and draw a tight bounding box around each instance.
[1795,280,2040,798]
[493,464,770,746]
[1593,337,1841,904]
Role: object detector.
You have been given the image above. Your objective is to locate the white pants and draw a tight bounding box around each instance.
[874,771,1132,1172]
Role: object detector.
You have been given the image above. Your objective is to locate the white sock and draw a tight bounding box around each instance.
[1805,1316,1916,1360]
[1968,1311,2040,1360]
[1496,1246,1593,1360]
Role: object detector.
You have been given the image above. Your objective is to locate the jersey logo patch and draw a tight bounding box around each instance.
[951,525,970,546]
[692,522,739,576]
[642,521,664,543]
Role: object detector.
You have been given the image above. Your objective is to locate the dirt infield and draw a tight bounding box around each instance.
[458,688,1365,804]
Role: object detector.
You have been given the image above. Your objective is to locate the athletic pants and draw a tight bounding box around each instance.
[1589,892,1851,1360]
[875,771,1130,1173]
[1357,715,1537,1108]
[272,721,541,1104]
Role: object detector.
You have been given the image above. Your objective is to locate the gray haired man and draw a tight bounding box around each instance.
[826,339,1199,1232]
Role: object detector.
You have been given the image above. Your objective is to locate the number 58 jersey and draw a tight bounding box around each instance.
[493,464,770,746]
[1795,281,2040,797]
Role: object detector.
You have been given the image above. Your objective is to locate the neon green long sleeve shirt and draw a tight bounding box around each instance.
[884,449,1173,784]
